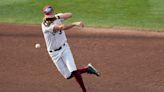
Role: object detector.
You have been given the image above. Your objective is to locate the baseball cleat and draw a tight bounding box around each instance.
[87,63,100,77]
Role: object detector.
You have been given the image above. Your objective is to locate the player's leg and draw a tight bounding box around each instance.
[49,47,73,78]
[62,43,100,77]
[52,57,72,78]
[62,43,88,75]
[61,44,87,92]
[71,70,86,92]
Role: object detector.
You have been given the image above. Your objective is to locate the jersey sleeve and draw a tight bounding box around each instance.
[55,13,65,23]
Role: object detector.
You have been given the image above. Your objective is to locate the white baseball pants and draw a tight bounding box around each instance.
[48,43,77,78]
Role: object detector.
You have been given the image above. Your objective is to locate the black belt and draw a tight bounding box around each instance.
[49,43,65,53]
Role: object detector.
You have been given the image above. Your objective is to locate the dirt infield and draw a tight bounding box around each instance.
[0,23,164,92]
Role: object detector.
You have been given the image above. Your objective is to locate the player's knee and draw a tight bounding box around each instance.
[66,76,72,80]
[66,71,78,80]
[66,73,73,80]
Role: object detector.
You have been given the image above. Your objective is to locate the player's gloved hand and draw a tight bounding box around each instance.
[72,21,84,27]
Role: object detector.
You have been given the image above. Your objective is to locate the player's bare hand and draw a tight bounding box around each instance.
[72,21,84,27]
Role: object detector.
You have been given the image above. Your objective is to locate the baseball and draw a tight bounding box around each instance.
[35,43,41,48]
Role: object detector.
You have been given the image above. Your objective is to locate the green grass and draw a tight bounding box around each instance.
[0,0,164,30]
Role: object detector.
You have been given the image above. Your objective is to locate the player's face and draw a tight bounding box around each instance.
[49,10,55,15]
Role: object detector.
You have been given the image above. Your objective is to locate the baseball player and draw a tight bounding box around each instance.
[41,5,100,92]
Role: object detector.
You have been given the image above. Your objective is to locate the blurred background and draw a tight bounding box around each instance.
[0,0,164,30]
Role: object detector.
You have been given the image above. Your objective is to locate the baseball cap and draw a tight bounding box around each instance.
[43,5,54,15]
